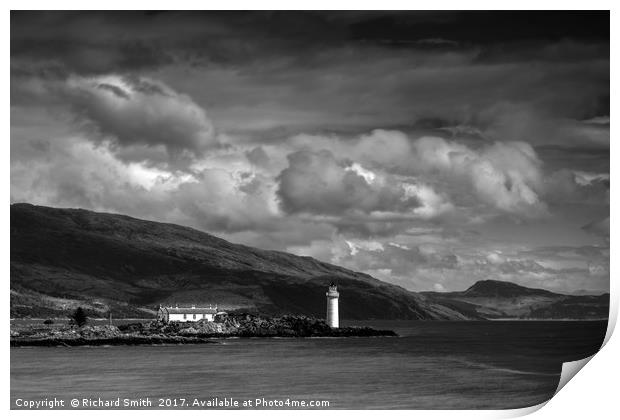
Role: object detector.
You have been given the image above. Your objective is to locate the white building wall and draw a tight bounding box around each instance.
[167,313,214,322]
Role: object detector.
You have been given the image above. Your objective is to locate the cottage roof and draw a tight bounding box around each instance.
[162,307,218,315]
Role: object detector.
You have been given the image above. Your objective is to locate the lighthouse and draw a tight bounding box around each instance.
[326,283,340,328]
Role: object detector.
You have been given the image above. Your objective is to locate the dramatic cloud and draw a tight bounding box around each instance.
[277,149,424,215]
[12,12,609,140]
[410,137,546,216]
[10,11,609,293]
[58,75,219,169]
[289,130,548,218]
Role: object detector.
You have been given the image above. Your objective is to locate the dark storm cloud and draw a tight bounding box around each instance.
[348,11,609,45]
[10,11,347,75]
[11,11,609,146]
[11,11,609,74]
[24,74,221,170]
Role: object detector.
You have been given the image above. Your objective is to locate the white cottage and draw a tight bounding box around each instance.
[157,305,219,323]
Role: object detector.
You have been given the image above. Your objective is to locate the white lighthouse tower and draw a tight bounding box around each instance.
[326,283,340,328]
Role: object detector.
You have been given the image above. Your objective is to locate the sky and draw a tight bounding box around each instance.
[10,11,610,293]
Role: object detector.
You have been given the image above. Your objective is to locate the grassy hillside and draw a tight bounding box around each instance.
[10,203,468,320]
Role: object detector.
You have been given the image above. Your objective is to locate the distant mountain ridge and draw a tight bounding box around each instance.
[462,279,559,298]
[423,280,609,320]
[569,289,608,296]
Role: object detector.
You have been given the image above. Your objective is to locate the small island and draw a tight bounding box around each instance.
[10,313,397,347]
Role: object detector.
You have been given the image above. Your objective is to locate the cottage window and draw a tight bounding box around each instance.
[183,314,187,320]
[193,314,196,320]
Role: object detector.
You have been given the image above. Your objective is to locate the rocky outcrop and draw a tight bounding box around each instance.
[119,314,397,338]
[10,315,397,347]
[9,324,218,346]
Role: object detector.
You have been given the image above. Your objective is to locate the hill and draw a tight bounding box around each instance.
[10,203,470,320]
[423,280,608,319]
[462,279,558,298]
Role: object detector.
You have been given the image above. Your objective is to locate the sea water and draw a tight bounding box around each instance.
[10,320,607,409]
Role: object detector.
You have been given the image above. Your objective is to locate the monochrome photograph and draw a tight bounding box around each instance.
[10,10,610,410]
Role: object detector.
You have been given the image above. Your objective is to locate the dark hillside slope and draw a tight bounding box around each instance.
[10,204,469,320]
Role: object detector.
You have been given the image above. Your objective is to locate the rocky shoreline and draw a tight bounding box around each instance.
[10,314,397,347]
[10,335,218,347]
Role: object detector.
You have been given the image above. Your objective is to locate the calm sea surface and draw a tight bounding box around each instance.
[10,320,607,409]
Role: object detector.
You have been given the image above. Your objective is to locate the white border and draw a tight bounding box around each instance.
[4,3,616,419]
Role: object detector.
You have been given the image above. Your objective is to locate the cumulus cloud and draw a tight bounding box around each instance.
[168,169,279,233]
[274,148,457,238]
[410,137,547,216]
[486,252,505,265]
[402,184,455,218]
[11,104,608,293]
[289,130,548,218]
[10,114,281,238]
[573,171,610,186]
[277,149,420,215]
[59,75,220,169]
